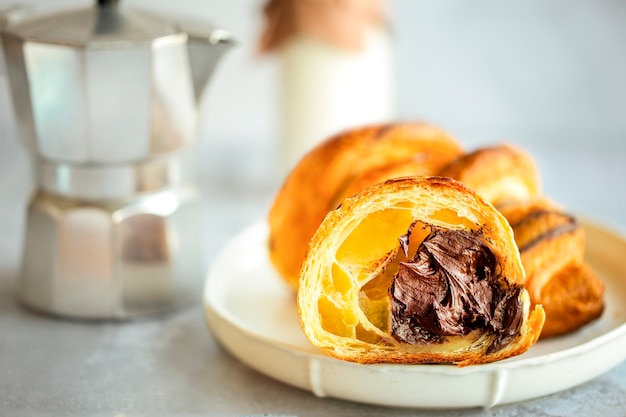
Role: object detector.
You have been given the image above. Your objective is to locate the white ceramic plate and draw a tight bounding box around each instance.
[204,219,626,409]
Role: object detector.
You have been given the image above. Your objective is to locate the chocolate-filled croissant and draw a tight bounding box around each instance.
[269,122,463,289]
[298,177,545,366]
[499,200,604,337]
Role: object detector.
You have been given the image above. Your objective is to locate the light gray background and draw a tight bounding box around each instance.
[0,1,625,416]
[2,0,625,203]
[2,0,625,146]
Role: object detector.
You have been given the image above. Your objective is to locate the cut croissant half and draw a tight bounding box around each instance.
[499,200,604,338]
[438,144,541,208]
[298,176,545,366]
[269,122,463,289]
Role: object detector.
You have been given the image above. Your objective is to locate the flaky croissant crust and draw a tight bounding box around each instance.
[498,200,605,338]
[438,144,541,208]
[269,122,463,289]
[298,176,545,366]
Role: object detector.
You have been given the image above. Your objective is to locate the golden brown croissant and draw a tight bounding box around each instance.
[499,200,604,338]
[298,176,545,366]
[438,144,541,208]
[269,122,463,289]
[440,146,604,338]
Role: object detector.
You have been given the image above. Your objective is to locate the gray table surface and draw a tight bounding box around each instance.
[1,131,626,417]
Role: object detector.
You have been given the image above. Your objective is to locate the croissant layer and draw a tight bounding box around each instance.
[499,200,605,337]
[269,122,463,289]
[438,144,541,208]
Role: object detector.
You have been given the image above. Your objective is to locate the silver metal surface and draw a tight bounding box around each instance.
[5,5,177,45]
[3,28,195,163]
[19,185,205,319]
[0,1,232,319]
[36,151,196,200]
[182,19,236,103]
[1,4,234,163]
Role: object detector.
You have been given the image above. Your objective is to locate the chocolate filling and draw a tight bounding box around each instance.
[390,226,523,352]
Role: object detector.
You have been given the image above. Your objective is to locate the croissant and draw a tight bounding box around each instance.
[499,200,604,338]
[438,144,541,208]
[269,122,463,289]
[298,176,545,366]
[440,146,605,338]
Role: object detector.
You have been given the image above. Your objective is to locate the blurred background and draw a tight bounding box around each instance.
[1,2,624,158]
[1,0,625,264]
[15,0,620,145]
